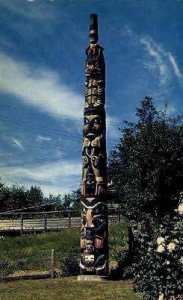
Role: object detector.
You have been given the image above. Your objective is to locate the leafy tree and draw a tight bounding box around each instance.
[108,97,183,224]
[27,186,44,208]
[45,194,64,210]
[8,185,28,210]
[45,189,81,211]
[0,178,8,211]
[108,97,183,297]
[68,188,81,210]
[0,179,45,212]
[62,189,81,210]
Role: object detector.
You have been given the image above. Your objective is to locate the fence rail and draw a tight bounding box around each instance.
[0,209,122,234]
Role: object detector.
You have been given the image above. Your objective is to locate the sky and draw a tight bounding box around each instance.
[0,0,183,197]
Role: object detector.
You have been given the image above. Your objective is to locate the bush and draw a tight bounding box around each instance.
[133,194,183,300]
[61,247,80,276]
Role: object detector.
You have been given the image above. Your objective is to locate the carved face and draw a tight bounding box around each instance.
[83,208,94,228]
[89,29,98,44]
[82,204,106,232]
[83,114,103,139]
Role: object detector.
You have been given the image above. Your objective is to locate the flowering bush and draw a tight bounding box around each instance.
[133,201,183,300]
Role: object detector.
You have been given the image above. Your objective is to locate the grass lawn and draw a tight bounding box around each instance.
[0,223,138,299]
[0,228,81,272]
[0,277,141,300]
[0,223,128,272]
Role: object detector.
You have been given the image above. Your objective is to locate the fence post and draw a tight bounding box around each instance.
[118,210,121,222]
[68,210,71,228]
[20,214,23,235]
[44,214,47,232]
[51,249,55,279]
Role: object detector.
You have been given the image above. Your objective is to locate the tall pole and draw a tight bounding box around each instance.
[79,14,108,278]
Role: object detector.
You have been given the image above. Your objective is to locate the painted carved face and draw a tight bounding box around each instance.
[89,29,98,44]
[83,114,103,139]
[83,208,94,228]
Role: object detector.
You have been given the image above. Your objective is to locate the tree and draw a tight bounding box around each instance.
[0,178,8,211]
[108,97,183,299]
[45,188,81,211]
[27,186,44,208]
[0,180,45,212]
[62,189,81,210]
[45,194,63,210]
[108,97,183,225]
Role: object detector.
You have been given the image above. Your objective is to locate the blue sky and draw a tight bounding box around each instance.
[0,0,182,196]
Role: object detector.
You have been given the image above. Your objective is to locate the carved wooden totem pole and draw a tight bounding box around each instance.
[79,14,108,276]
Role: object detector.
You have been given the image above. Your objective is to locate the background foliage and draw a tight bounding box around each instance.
[108,97,183,223]
[0,179,80,212]
[108,97,183,299]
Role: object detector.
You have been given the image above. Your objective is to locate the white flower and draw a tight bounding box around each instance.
[173,239,179,244]
[165,260,170,265]
[156,237,165,245]
[156,245,165,253]
[158,293,164,300]
[167,242,176,252]
[179,257,183,265]
[177,203,183,215]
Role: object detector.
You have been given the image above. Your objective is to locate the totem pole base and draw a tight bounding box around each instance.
[77,275,109,282]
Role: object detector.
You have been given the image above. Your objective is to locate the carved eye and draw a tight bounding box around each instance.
[93,117,102,125]
[84,118,89,125]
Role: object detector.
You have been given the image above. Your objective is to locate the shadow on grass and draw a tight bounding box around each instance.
[109,251,134,281]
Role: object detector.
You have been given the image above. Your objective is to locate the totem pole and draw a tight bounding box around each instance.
[79,14,108,277]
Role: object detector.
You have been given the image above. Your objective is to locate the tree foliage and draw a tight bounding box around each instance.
[108,97,183,299]
[45,188,81,211]
[0,180,45,212]
[133,195,183,300]
[108,97,183,222]
[0,178,81,212]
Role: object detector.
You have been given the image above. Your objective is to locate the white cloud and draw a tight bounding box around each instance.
[140,37,169,86]
[1,160,81,181]
[0,0,56,21]
[106,115,121,141]
[168,52,182,78]
[12,138,23,149]
[1,160,81,196]
[0,52,82,120]
[140,37,183,88]
[40,183,79,198]
[36,135,51,142]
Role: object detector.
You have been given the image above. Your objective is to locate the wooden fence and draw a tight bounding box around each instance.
[0,209,122,234]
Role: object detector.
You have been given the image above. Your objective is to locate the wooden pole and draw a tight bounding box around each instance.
[20,214,23,235]
[44,215,47,232]
[68,210,71,228]
[51,249,55,279]
[79,14,108,277]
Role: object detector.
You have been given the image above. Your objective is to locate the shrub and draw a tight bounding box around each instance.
[61,247,80,276]
[133,194,183,300]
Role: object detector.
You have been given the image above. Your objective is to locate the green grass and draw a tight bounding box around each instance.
[0,223,142,299]
[0,277,141,300]
[0,223,128,271]
[0,228,80,259]
[0,228,80,270]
